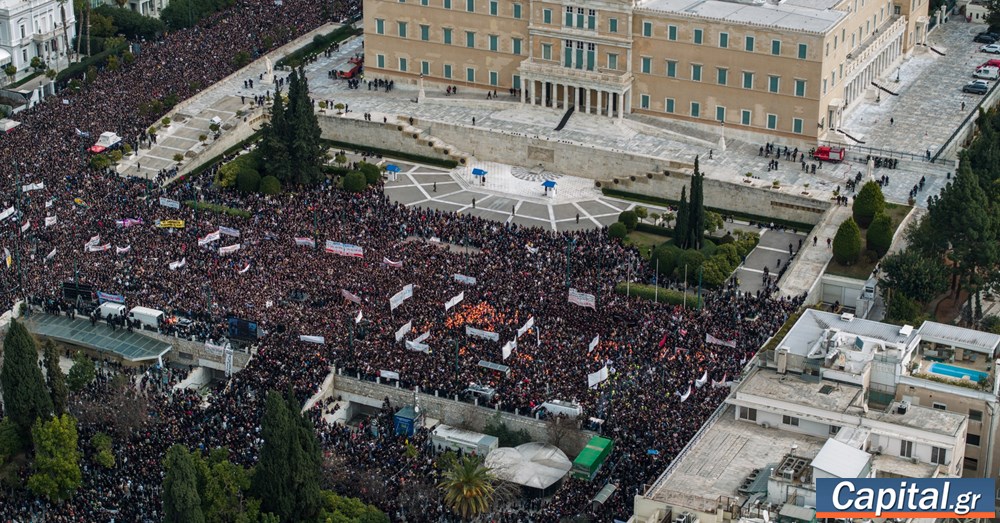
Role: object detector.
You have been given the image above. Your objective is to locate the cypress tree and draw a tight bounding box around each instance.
[252,391,294,520]
[0,320,53,442]
[288,66,323,186]
[260,87,291,184]
[690,159,706,250]
[673,186,689,249]
[285,389,322,521]
[42,340,68,416]
[163,445,205,523]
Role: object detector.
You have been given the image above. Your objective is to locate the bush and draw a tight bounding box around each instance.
[483,417,532,447]
[618,210,639,231]
[108,150,123,164]
[172,153,184,163]
[160,0,235,30]
[608,222,627,240]
[635,222,673,236]
[91,432,115,469]
[699,238,717,257]
[198,134,208,142]
[184,201,252,218]
[93,5,165,40]
[90,154,111,170]
[236,169,261,193]
[866,212,893,257]
[675,250,705,279]
[259,175,282,195]
[343,171,367,193]
[652,244,682,277]
[733,230,760,258]
[215,151,260,188]
[613,282,697,306]
[832,217,862,265]
[358,162,382,185]
[701,255,733,287]
[853,181,886,228]
[55,42,128,84]
[716,243,741,267]
[161,117,171,126]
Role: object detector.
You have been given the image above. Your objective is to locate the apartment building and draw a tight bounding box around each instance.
[364,0,929,142]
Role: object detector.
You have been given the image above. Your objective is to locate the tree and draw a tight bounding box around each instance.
[1,320,53,442]
[343,171,367,193]
[91,432,115,468]
[259,87,292,183]
[42,340,68,416]
[30,56,46,72]
[27,414,81,502]
[251,390,322,522]
[673,186,689,248]
[4,64,16,83]
[66,351,95,393]
[284,68,324,186]
[163,445,205,523]
[260,175,282,195]
[618,210,638,231]
[986,0,1000,29]
[358,162,382,185]
[885,292,923,325]
[438,455,496,520]
[674,249,705,279]
[705,211,724,235]
[607,222,627,240]
[880,248,949,304]
[832,217,862,265]
[59,0,73,63]
[633,206,648,223]
[236,169,261,193]
[866,212,893,257]
[700,255,733,287]
[652,244,681,277]
[688,157,706,249]
[852,181,886,228]
[201,449,253,523]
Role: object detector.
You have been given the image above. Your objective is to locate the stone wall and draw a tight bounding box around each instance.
[612,171,831,226]
[330,368,591,455]
[319,115,458,163]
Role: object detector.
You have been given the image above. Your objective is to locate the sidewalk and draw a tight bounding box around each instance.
[776,205,853,298]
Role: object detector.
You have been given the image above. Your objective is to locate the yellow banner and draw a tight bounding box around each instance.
[157,220,185,229]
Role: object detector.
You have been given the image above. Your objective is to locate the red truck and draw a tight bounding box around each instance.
[334,57,364,79]
[812,145,845,162]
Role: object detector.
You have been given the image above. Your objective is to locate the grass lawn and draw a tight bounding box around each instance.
[627,230,670,259]
[826,203,912,280]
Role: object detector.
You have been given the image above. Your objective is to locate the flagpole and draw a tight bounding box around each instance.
[683,264,688,309]
[655,258,659,303]
[626,261,630,297]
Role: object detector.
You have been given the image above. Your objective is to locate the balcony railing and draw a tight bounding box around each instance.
[519,59,632,88]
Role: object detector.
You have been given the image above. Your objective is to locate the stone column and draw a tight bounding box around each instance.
[521,79,527,104]
[596,90,603,116]
[528,79,535,105]
[585,87,591,113]
[541,81,547,107]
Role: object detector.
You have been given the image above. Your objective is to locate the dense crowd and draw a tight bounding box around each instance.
[0,0,803,519]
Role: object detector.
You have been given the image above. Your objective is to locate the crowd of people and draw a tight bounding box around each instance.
[0,0,805,519]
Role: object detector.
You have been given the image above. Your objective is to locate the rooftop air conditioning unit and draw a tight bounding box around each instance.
[897,401,909,415]
[841,312,855,322]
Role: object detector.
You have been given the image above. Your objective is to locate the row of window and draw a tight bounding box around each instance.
[640,23,808,59]
[644,99,804,133]
[373,54,521,86]
[396,0,524,18]
[638,59,808,97]
[375,20,525,54]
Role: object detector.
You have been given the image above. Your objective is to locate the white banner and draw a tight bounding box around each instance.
[389,284,413,311]
[414,330,431,344]
[218,243,240,255]
[588,335,600,353]
[0,207,14,221]
[379,370,400,381]
[344,244,364,258]
[20,220,30,233]
[45,198,55,208]
[22,182,44,192]
[198,230,221,246]
[158,197,180,209]
[219,226,240,237]
[452,274,477,285]
[465,326,499,342]
[587,365,609,388]
[168,257,186,270]
[45,216,57,227]
[294,237,315,248]
[405,340,430,353]
[395,321,412,342]
[705,333,737,348]
[116,245,131,254]
[204,341,227,356]
[516,317,535,338]
[502,339,517,361]
[45,247,56,260]
[299,335,326,344]
[444,291,464,311]
[341,289,362,304]
[695,370,709,389]
[86,243,111,252]
[325,241,344,255]
[382,256,403,268]
[238,263,251,274]
[680,385,692,403]
[85,235,100,248]
[355,310,363,323]
[568,288,596,309]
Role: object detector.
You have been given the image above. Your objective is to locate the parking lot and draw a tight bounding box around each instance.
[840,19,1000,157]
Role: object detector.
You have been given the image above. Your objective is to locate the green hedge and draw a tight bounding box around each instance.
[184,201,251,218]
[614,282,699,307]
[9,71,41,89]
[322,140,459,169]
[635,222,673,236]
[56,43,129,85]
[277,25,362,68]
[179,129,264,183]
[601,188,815,232]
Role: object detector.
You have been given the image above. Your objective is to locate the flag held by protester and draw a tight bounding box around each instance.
[295,237,315,248]
[568,288,596,309]
[394,321,412,342]
[341,289,362,304]
[168,258,186,270]
[705,333,737,348]
[383,256,403,268]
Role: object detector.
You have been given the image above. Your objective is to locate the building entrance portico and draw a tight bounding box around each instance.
[519,60,632,122]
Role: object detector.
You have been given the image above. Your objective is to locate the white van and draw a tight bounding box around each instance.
[974,66,1000,80]
[98,302,126,320]
[129,306,164,330]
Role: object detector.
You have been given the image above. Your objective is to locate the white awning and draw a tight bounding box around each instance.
[0,49,11,65]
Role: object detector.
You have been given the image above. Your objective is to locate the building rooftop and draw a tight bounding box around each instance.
[778,309,913,358]
[638,0,847,34]
[646,405,826,513]
[868,401,967,437]
[735,371,862,413]
[25,314,171,363]
[917,321,1000,356]
[811,438,870,478]
[873,453,940,479]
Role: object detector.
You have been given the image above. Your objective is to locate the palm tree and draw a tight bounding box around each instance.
[58,0,72,65]
[437,455,496,520]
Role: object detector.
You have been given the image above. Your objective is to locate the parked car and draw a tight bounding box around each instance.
[974,66,1000,80]
[981,44,1000,54]
[980,59,1000,69]
[963,80,990,94]
[974,32,999,43]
